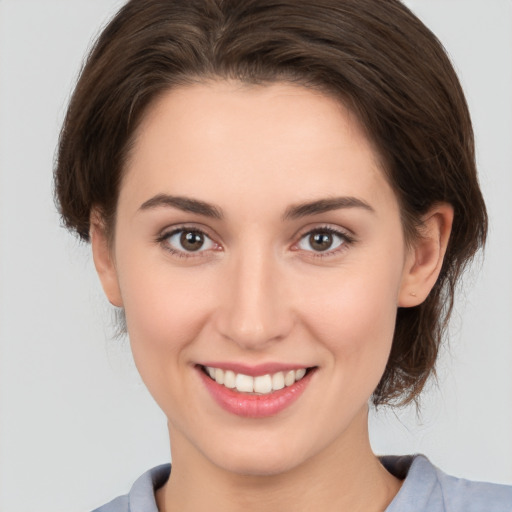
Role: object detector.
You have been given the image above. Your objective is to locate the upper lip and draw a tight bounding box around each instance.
[198,362,314,377]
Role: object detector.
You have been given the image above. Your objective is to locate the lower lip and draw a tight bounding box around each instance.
[198,368,314,418]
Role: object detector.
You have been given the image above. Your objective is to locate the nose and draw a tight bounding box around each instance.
[215,247,294,350]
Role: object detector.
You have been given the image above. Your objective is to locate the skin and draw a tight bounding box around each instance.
[91,81,453,512]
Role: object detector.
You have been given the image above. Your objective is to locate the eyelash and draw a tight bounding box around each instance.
[294,226,355,258]
[155,225,219,259]
[155,225,355,259]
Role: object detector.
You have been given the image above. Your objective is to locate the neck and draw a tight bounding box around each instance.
[157,406,401,512]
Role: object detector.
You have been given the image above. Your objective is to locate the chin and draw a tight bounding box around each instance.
[212,450,302,477]
[200,431,317,478]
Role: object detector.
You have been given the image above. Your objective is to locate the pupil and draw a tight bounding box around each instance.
[181,231,204,251]
[310,232,332,251]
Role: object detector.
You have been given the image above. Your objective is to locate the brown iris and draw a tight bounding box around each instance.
[309,232,334,251]
[180,231,205,251]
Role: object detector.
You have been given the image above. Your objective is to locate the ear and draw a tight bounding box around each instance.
[90,210,123,307]
[398,203,454,307]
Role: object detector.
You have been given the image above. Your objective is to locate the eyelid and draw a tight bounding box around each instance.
[291,224,356,257]
[156,223,222,257]
[155,222,355,259]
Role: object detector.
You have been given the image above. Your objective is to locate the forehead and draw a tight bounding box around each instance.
[121,80,397,217]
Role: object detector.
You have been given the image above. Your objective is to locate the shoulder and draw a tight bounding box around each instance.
[433,460,512,511]
[382,455,512,512]
[91,464,171,512]
[92,495,129,512]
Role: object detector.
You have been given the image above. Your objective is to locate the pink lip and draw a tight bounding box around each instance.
[197,366,315,418]
[199,361,308,377]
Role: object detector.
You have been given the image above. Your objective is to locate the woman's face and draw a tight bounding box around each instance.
[98,81,417,475]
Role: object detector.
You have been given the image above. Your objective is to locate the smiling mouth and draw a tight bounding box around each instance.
[200,365,314,395]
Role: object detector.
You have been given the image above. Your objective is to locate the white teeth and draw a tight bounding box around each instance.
[205,366,309,394]
[284,370,295,387]
[295,368,306,381]
[224,370,236,389]
[254,374,272,394]
[272,371,285,391]
[214,367,224,385]
[235,373,254,393]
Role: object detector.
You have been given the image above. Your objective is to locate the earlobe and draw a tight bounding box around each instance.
[398,203,454,307]
[90,211,123,307]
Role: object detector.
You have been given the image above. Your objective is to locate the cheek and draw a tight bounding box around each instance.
[114,254,218,399]
[297,258,402,380]
[118,242,217,331]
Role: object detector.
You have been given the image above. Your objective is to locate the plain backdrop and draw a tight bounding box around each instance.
[0,1,511,511]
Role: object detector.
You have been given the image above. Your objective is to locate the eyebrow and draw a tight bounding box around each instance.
[283,197,374,220]
[138,194,223,219]
[138,194,374,221]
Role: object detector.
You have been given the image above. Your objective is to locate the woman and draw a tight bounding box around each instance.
[54,0,512,510]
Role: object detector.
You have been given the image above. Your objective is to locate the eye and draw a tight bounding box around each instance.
[297,228,348,253]
[162,228,216,254]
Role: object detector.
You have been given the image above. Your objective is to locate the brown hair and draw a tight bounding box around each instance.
[54,0,487,406]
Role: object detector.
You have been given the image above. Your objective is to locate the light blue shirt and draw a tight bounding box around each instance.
[92,455,512,511]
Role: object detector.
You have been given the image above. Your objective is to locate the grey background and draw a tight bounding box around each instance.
[0,1,511,511]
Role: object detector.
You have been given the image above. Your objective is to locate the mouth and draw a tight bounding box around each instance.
[200,365,312,395]
[197,364,317,418]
